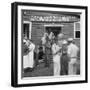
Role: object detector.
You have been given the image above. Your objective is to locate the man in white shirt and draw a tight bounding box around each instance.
[52,39,61,76]
[23,39,35,72]
[28,40,35,69]
[67,38,79,75]
[52,33,64,76]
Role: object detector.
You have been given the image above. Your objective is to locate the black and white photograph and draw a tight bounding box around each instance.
[11,2,88,87]
[22,10,80,77]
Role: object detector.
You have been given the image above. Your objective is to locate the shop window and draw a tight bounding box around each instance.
[23,24,29,38]
[75,31,80,38]
[74,22,80,39]
[23,21,32,39]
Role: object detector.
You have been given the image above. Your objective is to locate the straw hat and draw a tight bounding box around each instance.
[68,38,73,41]
[62,40,68,45]
[58,33,64,39]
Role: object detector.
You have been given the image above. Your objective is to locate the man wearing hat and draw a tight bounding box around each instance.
[52,38,61,76]
[67,38,79,75]
[44,36,51,67]
[60,40,70,75]
[57,33,65,75]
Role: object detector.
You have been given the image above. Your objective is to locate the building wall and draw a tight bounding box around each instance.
[31,22,44,45]
[62,23,80,47]
[62,23,74,38]
[30,22,80,47]
[23,10,80,47]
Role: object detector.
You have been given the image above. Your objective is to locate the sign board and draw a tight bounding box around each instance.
[23,15,80,22]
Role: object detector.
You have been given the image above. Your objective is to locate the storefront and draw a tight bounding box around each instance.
[22,10,80,47]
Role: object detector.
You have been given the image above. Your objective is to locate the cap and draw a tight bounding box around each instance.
[68,38,73,41]
[62,40,68,44]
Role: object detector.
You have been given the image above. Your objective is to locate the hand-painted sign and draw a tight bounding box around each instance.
[23,15,80,22]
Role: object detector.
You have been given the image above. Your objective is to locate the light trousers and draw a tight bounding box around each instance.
[53,55,61,76]
[68,58,77,75]
[54,62,60,76]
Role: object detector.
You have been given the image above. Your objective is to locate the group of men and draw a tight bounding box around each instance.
[23,32,80,76]
[52,34,79,76]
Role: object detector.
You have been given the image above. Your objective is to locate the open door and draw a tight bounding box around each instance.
[45,26,62,37]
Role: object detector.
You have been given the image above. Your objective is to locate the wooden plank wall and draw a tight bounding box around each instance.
[31,22,80,47]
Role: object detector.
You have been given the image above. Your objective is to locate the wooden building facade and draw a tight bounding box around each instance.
[22,10,80,47]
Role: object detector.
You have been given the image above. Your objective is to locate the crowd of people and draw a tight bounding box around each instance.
[23,32,80,76]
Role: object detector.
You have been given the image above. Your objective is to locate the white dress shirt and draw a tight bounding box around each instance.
[67,43,79,58]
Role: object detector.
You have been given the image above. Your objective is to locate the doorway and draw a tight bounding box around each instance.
[45,26,62,37]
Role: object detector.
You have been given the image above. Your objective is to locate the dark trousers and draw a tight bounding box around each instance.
[44,48,51,67]
[44,54,50,67]
[34,52,39,67]
[60,54,69,75]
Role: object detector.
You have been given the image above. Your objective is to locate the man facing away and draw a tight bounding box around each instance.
[67,38,79,75]
[44,37,51,67]
[60,40,70,75]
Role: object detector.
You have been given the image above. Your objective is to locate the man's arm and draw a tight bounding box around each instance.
[52,45,61,55]
[28,44,33,52]
[67,46,71,57]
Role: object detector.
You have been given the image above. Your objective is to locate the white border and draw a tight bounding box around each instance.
[18,5,86,84]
